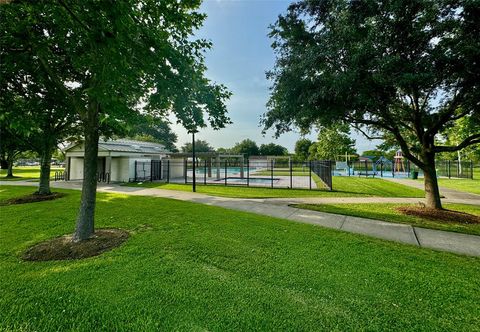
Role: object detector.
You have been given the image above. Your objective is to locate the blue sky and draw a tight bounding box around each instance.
[171,0,379,153]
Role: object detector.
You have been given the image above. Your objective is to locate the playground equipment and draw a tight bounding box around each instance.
[393,150,405,173]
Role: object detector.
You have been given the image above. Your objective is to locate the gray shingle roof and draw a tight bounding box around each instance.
[67,139,169,154]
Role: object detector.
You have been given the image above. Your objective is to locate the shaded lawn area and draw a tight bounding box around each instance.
[1,186,479,331]
[293,203,480,235]
[437,178,480,195]
[0,166,64,181]
[126,176,424,198]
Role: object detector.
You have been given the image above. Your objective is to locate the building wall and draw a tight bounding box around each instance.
[110,158,121,182]
[70,157,84,180]
[65,143,170,182]
[168,158,185,178]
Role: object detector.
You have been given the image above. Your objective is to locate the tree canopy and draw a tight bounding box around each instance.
[181,139,214,153]
[130,115,178,152]
[309,124,356,160]
[259,143,288,156]
[1,0,231,240]
[231,139,260,158]
[294,138,313,161]
[265,0,480,208]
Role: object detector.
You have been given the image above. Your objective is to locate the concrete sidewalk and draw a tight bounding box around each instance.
[2,180,480,257]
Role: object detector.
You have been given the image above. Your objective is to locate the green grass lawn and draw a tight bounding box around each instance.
[293,203,480,235]
[0,186,479,331]
[436,178,480,195]
[0,166,64,181]
[127,176,424,198]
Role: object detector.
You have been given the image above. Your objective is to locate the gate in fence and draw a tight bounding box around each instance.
[134,160,166,182]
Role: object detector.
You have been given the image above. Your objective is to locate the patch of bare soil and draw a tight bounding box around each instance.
[396,206,480,224]
[0,192,66,206]
[22,229,129,261]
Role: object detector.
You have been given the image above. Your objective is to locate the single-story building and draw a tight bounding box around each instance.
[65,139,169,182]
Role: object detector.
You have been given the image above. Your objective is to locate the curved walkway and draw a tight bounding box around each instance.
[1,180,480,257]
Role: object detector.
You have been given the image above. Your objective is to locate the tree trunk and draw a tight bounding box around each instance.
[457,150,462,176]
[73,105,99,242]
[37,145,53,195]
[6,154,14,178]
[0,155,8,170]
[422,154,442,209]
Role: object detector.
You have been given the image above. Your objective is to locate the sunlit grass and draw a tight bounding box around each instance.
[126,176,424,198]
[0,185,479,331]
[0,166,64,181]
[293,203,480,235]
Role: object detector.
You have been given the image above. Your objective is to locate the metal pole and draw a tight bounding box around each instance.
[247,158,250,187]
[150,160,153,182]
[448,160,451,179]
[184,158,187,184]
[204,159,207,185]
[134,160,137,182]
[225,160,227,186]
[289,159,293,188]
[309,160,312,190]
[365,160,368,177]
[167,160,170,183]
[271,159,274,188]
[471,160,474,179]
[192,132,196,192]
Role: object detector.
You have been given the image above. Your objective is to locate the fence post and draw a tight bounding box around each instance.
[289,159,293,188]
[309,161,312,190]
[471,161,474,179]
[392,159,395,178]
[204,159,207,185]
[380,162,383,177]
[448,160,451,179]
[271,159,274,188]
[224,161,227,186]
[247,158,250,187]
[365,160,368,177]
[457,160,460,178]
[134,160,137,182]
[150,160,153,182]
[184,158,187,184]
[167,160,170,183]
[330,160,333,190]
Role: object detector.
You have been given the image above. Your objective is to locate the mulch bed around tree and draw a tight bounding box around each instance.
[22,229,129,261]
[0,192,66,206]
[396,206,480,225]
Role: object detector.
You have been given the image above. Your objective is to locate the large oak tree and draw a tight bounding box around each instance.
[264,0,480,209]
[2,0,230,241]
